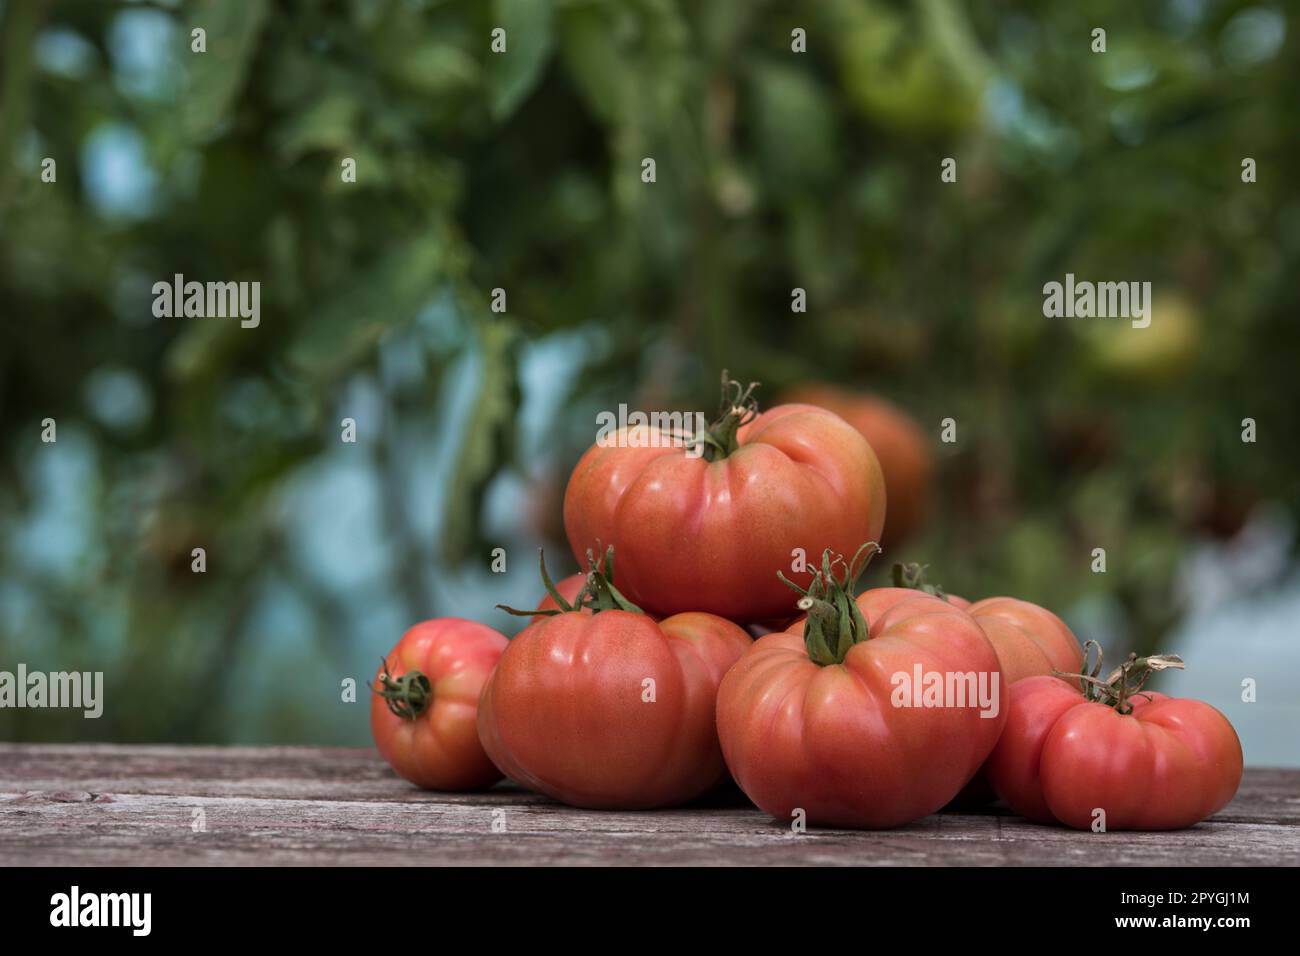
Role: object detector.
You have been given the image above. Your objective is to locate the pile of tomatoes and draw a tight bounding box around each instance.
[371,375,1243,831]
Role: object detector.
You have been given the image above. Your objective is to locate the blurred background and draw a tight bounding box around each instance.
[1,0,1297,760]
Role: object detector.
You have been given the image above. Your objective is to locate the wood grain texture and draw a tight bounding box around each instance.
[1,745,1296,866]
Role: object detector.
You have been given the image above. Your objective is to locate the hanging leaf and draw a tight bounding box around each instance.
[182,0,270,141]
[273,90,361,162]
[441,315,522,563]
[558,3,627,126]
[488,0,555,121]
[750,62,836,193]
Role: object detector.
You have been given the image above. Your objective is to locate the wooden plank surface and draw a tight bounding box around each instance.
[1,745,1296,866]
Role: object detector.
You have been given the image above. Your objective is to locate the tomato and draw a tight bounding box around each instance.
[564,374,885,622]
[371,618,508,791]
[716,547,1006,828]
[966,596,1083,685]
[986,649,1243,830]
[782,385,933,550]
[1084,293,1200,384]
[833,1,983,135]
[478,552,752,809]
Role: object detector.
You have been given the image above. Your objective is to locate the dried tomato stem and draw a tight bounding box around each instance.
[1053,642,1185,714]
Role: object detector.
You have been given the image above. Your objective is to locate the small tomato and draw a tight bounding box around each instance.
[986,646,1243,830]
[371,618,508,791]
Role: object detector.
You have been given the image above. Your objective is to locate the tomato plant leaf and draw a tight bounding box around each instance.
[440,316,522,563]
[488,0,555,121]
[181,0,270,141]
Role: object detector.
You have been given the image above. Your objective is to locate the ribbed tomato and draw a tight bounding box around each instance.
[716,547,1006,828]
[987,648,1242,830]
[478,552,751,809]
[563,374,885,622]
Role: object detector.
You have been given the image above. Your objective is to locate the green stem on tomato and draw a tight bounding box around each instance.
[780,542,880,666]
[694,370,761,462]
[579,545,643,614]
[372,660,433,720]
[496,545,643,619]
[497,549,577,617]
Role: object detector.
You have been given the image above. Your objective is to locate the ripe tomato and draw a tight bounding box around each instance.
[371,618,508,791]
[564,374,885,622]
[782,385,933,550]
[965,597,1084,685]
[478,552,752,809]
[716,547,1006,828]
[986,649,1243,830]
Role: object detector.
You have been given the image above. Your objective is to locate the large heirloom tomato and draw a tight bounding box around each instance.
[987,647,1243,830]
[782,384,933,550]
[478,552,751,809]
[563,374,885,622]
[716,548,1006,828]
[371,618,508,790]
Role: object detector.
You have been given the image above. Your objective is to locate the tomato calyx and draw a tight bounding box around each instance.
[891,561,956,602]
[1057,640,1185,715]
[780,542,880,666]
[692,370,761,463]
[498,546,644,618]
[372,659,433,720]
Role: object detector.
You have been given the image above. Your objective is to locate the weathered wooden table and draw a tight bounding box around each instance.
[1,745,1296,865]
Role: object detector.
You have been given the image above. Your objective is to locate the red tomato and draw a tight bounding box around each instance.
[564,375,885,622]
[716,549,1006,828]
[987,657,1243,830]
[478,556,752,809]
[965,598,1083,686]
[782,385,933,550]
[371,618,508,790]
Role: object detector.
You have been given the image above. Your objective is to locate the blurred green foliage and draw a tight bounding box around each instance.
[1,0,1297,743]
